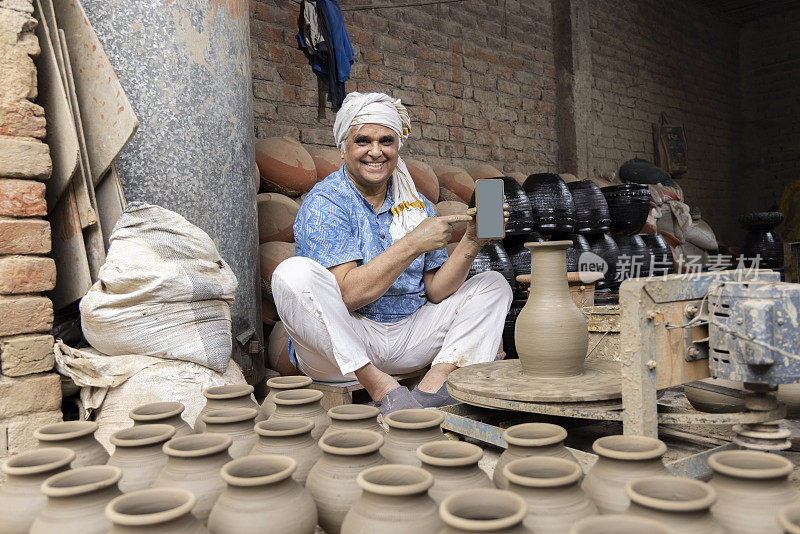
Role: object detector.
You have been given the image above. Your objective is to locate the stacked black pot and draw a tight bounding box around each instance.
[739,212,784,272]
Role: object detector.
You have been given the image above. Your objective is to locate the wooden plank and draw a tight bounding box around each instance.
[95,165,126,251]
[50,184,93,310]
[52,0,138,185]
[33,0,79,208]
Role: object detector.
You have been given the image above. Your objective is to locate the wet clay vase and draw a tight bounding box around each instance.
[570,514,672,534]
[504,456,597,534]
[260,375,313,419]
[438,488,531,534]
[515,241,589,377]
[151,433,233,523]
[249,419,320,485]
[200,408,258,459]
[779,504,800,534]
[567,180,611,235]
[0,447,75,534]
[30,465,123,534]
[324,404,382,437]
[416,441,492,503]
[108,424,175,493]
[34,421,109,467]
[493,423,577,489]
[195,384,260,433]
[504,298,527,359]
[130,402,193,437]
[381,408,446,466]
[208,455,317,534]
[306,429,388,534]
[581,435,668,514]
[708,450,800,534]
[522,173,576,234]
[342,464,442,534]
[269,389,331,440]
[106,488,207,534]
[625,476,723,534]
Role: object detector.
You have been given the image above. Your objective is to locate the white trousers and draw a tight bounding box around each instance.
[272,256,513,382]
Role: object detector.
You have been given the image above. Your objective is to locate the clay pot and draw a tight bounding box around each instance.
[255,137,317,197]
[406,158,440,203]
[586,233,620,289]
[258,241,295,296]
[34,421,109,467]
[152,433,233,523]
[570,514,672,534]
[130,402,193,437]
[262,296,278,325]
[325,404,382,436]
[195,384,260,433]
[522,173,576,234]
[581,435,669,514]
[493,423,577,489]
[261,375,313,419]
[625,476,722,534]
[306,145,342,180]
[0,447,75,534]
[613,234,652,279]
[208,455,317,534]
[381,408,446,466]
[467,164,503,181]
[504,456,597,533]
[435,165,475,203]
[601,184,650,235]
[31,465,123,534]
[108,424,176,492]
[438,488,530,534]
[436,200,469,242]
[567,181,611,234]
[416,440,492,503]
[708,450,800,534]
[467,242,516,291]
[641,234,674,275]
[106,488,207,534]
[779,504,800,534]
[342,464,442,534]
[515,241,589,377]
[266,322,296,377]
[684,378,746,413]
[508,171,526,186]
[306,429,388,534]
[469,177,533,237]
[741,218,784,270]
[201,408,258,459]
[250,419,320,485]
[256,192,298,243]
[270,389,331,440]
[504,232,546,279]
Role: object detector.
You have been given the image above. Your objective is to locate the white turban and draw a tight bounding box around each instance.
[333,92,427,242]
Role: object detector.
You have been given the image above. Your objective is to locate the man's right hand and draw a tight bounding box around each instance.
[405,215,473,254]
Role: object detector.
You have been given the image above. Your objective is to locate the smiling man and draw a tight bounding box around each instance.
[271,92,512,415]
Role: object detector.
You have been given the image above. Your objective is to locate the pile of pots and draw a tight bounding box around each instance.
[3,388,798,534]
[739,212,785,273]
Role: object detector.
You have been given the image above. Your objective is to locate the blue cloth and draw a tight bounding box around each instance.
[317,0,353,83]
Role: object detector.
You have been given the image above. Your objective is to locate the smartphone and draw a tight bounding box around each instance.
[475,178,505,240]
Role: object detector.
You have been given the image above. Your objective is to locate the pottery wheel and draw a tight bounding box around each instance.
[447,360,622,403]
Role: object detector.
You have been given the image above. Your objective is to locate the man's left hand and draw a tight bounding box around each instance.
[461,202,510,248]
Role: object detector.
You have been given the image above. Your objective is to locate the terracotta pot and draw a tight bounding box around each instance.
[270,389,331,440]
[625,475,722,534]
[436,200,469,242]
[381,408,446,466]
[256,192,298,243]
[342,464,442,534]
[581,435,668,514]
[515,241,589,377]
[106,488,207,534]
[250,419,320,485]
[438,488,530,533]
[709,450,799,534]
[34,421,109,467]
[259,241,295,296]
[493,423,577,489]
[684,378,746,413]
[195,384,260,433]
[306,145,342,181]
[306,429,387,534]
[416,440,492,503]
[508,171,526,186]
[200,408,258,459]
[779,503,800,534]
[255,137,317,197]
[467,164,503,181]
[325,404,382,436]
[406,158,440,203]
[0,447,75,534]
[522,173,576,234]
[266,322,297,377]
[152,433,233,522]
[570,514,672,534]
[108,424,176,492]
[31,465,123,534]
[262,296,278,326]
[208,455,317,534]
[435,165,475,203]
[130,402,193,436]
[260,375,313,419]
[505,456,597,533]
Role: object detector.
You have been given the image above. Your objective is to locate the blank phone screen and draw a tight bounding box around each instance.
[476,179,504,239]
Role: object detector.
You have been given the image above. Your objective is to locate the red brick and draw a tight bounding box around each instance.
[0,255,56,294]
[0,99,46,139]
[276,65,302,86]
[0,217,50,254]
[0,295,53,336]
[0,178,45,217]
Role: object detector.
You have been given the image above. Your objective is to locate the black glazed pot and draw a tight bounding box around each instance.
[618,158,671,185]
[469,176,533,237]
[601,184,651,235]
[586,233,620,289]
[567,180,611,235]
[641,234,674,275]
[522,173,576,234]
[503,299,527,359]
[467,241,516,290]
[739,212,784,270]
[739,212,784,232]
[551,232,592,272]
[613,234,652,279]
